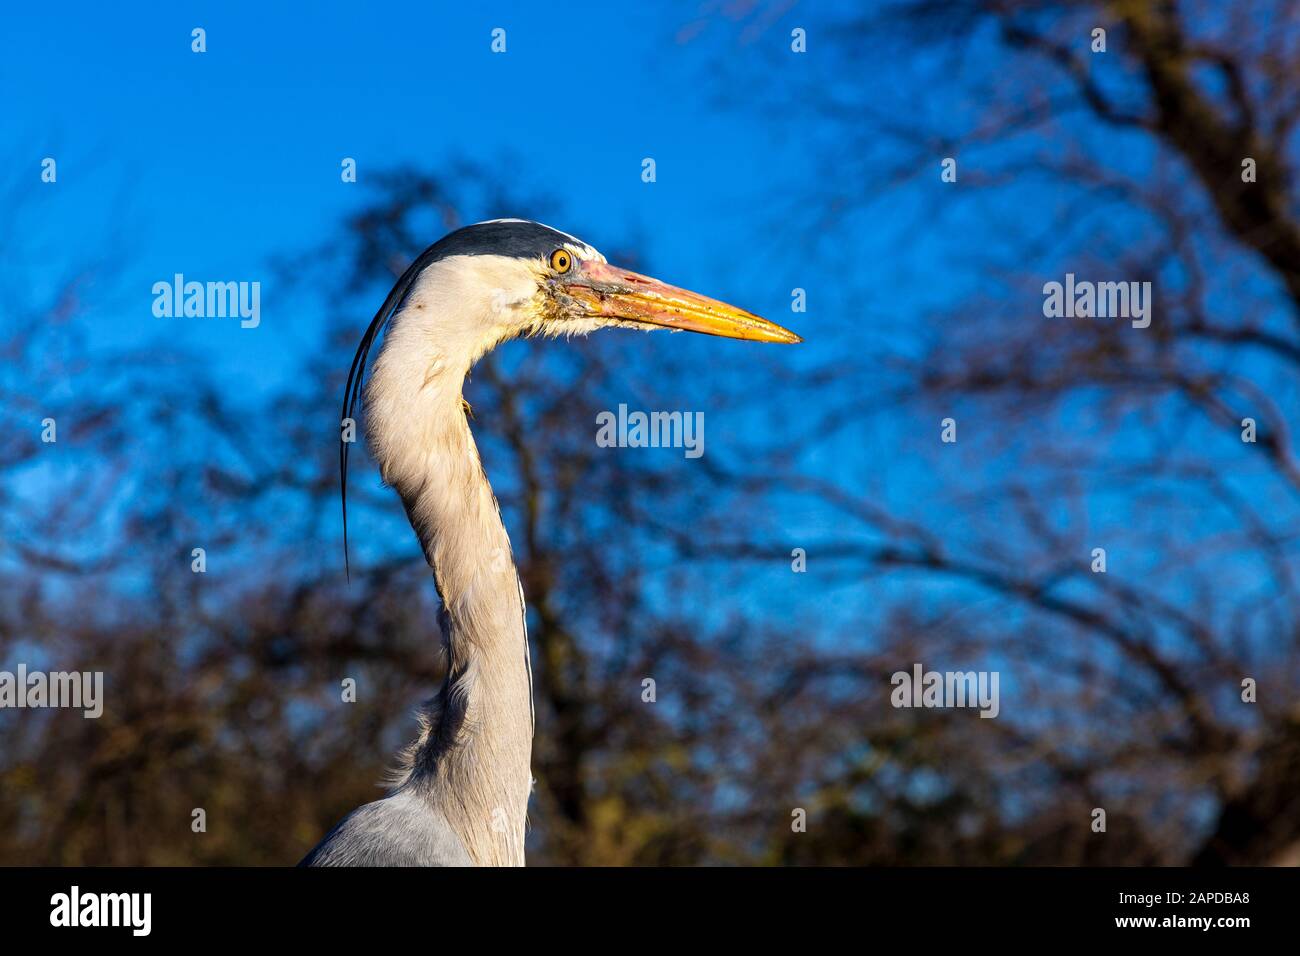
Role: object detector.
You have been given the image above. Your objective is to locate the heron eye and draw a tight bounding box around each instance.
[549,249,573,274]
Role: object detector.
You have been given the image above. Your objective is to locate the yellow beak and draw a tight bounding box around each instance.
[560,260,802,344]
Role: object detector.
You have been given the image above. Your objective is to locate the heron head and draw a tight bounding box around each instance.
[392,219,802,352]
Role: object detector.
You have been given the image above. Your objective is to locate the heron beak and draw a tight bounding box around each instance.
[560,260,802,344]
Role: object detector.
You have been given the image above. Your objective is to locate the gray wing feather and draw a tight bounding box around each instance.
[298,789,473,867]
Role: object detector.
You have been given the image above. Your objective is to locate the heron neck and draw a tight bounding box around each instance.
[376,372,533,867]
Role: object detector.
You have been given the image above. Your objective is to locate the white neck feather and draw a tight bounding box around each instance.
[363,263,535,866]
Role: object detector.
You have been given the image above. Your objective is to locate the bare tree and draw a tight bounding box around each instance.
[690,0,1300,863]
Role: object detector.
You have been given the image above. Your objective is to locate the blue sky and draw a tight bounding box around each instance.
[5,1,864,394]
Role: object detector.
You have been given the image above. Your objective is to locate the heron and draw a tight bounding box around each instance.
[300,219,800,866]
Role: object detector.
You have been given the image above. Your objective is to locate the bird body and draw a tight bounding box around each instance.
[301,220,799,866]
[298,789,472,866]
